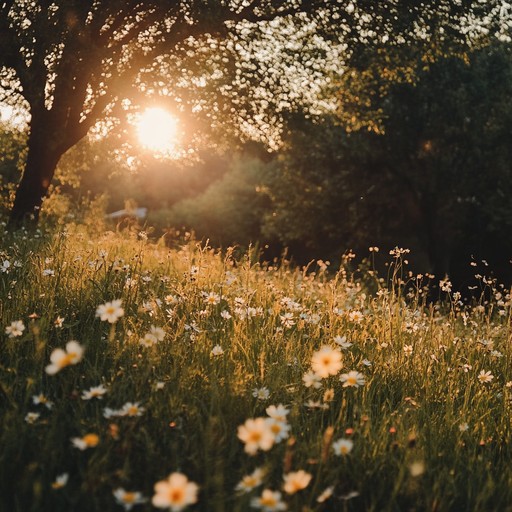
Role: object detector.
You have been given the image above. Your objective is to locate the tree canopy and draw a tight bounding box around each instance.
[1,0,511,227]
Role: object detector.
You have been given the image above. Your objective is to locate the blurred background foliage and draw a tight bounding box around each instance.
[1,41,512,287]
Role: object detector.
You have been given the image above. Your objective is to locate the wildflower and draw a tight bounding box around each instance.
[282,470,312,495]
[165,294,180,305]
[71,433,100,450]
[139,333,158,348]
[155,381,165,390]
[96,299,124,323]
[266,404,289,423]
[302,370,322,389]
[478,370,494,384]
[334,335,352,349]
[42,268,55,277]
[51,473,69,490]
[211,345,224,356]
[220,310,232,320]
[149,325,166,341]
[32,393,53,409]
[54,316,65,328]
[280,312,295,328]
[125,278,137,289]
[251,489,287,511]
[237,417,276,455]
[253,387,270,400]
[311,346,343,378]
[225,271,237,285]
[302,312,321,325]
[45,340,84,375]
[389,247,410,258]
[459,422,469,432]
[235,467,265,493]
[348,310,364,323]
[403,345,413,356]
[340,370,365,388]
[304,400,329,410]
[316,486,334,503]
[152,472,199,511]
[5,320,25,338]
[25,412,40,424]
[332,438,353,456]
[103,407,118,419]
[204,292,221,305]
[1,259,10,273]
[439,278,452,293]
[409,461,425,477]
[119,402,145,417]
[266,418,290,443]
[113,488,147,510]
[81,385,108,400]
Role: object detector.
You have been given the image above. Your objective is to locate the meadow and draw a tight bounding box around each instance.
[1,221,512,512]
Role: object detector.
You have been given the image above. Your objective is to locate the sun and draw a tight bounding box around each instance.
[136,107,179,154]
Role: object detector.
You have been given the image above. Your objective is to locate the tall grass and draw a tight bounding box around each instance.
[1,223,511,512]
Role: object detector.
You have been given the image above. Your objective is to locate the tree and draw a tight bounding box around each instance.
[260,113,389,259]
[1,0,508,227]
[370,43,512,281]
[260,42,512,281]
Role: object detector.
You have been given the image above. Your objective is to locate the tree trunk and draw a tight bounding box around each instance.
[7,124,62,229]
[420,195,452,280]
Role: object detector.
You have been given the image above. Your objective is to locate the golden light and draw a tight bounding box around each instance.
[136,107,179,155]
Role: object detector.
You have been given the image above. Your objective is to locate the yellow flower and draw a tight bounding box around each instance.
[51,473,69,490]
[152,472,199,511]
[113,488,147,510]
[250,489,287,511]
[237,417,276,455]
[71,433,99,450]
[119,402,145,417]
[283,470,312,494]
[96,299,124,323]
[332,438,353,456]
[311,346,343,378]
[5,320,25,338]
[478,370,494,384]
[340,370,365,388]
[45,340,84,375]
[81,385,108,400]
[235,467,265,493]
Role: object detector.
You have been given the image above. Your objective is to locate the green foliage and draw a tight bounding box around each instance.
[0,124,26,215]
[161,157,274,248]
[260,114,397,260]
[368,42,512,278]
[259,42,512,280]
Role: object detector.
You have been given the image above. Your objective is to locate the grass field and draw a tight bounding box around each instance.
[1,222,511,512]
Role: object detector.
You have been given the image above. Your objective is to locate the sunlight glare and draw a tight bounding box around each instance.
[136,107,179,155]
